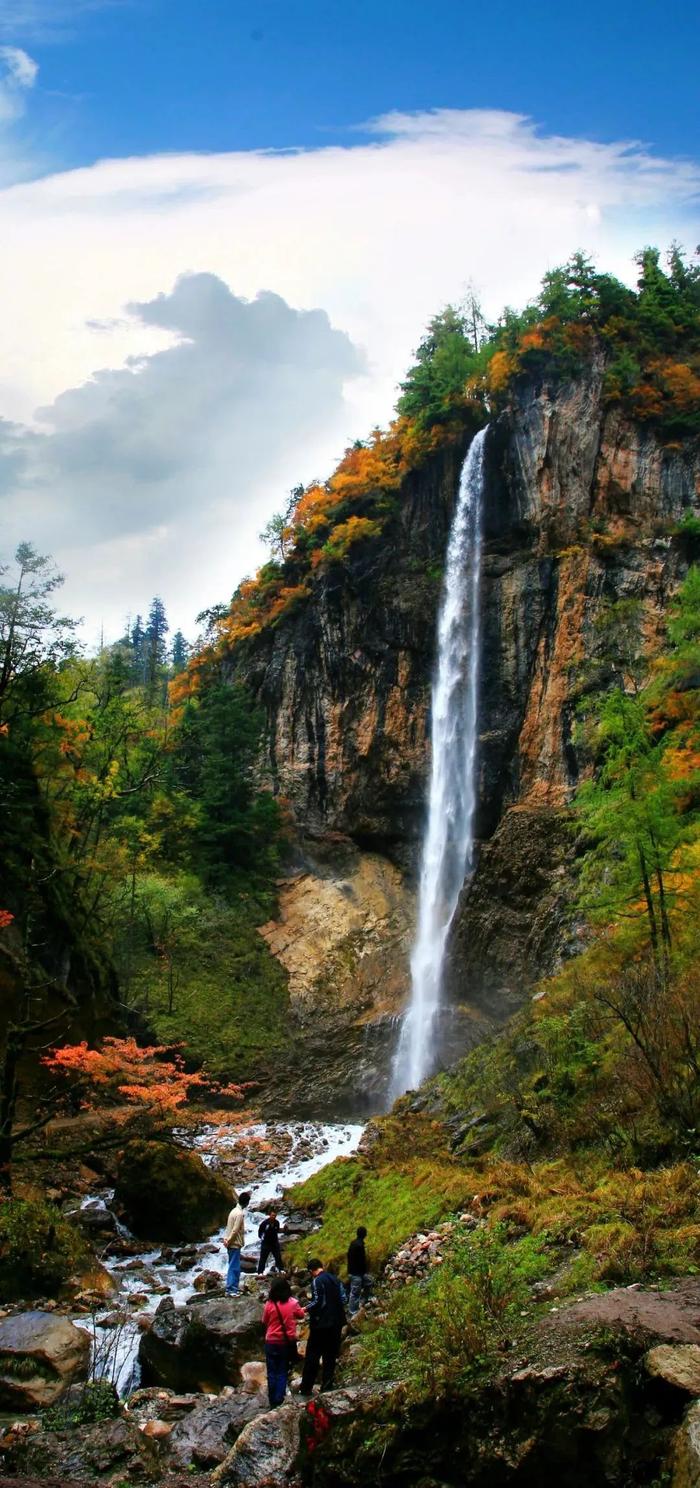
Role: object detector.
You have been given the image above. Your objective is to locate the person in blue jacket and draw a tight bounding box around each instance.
[299,1258,346,1394]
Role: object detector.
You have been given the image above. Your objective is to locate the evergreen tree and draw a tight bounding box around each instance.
[170,631,189,674]
[144,597,169,693]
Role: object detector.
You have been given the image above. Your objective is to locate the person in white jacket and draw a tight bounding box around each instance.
[223,1192,250,1295]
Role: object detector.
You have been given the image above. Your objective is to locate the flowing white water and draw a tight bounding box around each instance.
[391,427,487,1097]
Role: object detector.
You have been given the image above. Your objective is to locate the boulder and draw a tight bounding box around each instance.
[114,1138,234,1242]
[167,1390,265,1469]
[646,1345,700,1396]
[2,1415,158,1481]
[139,1294,263,1392]
[194,1268,224,1293]
[212,1386,391,1487]
[125,1385,200,1423]
[0,1312,90,1410]
[672,1401,700,1488]
[212,1400,304,1487]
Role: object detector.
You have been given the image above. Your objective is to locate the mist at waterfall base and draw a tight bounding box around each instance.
[390,427,487,1100]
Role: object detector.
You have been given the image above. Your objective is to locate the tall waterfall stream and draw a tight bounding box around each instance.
[391,426,487,1097]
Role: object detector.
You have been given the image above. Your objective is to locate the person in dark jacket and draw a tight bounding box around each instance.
[299,1258,346,1394]
[347,1226,371,1315]
[257,1210,284,1274]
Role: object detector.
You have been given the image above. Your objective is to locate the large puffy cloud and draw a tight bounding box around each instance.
[0,108,698,638]
[0,273,364,635]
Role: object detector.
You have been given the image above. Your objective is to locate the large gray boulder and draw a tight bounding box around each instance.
[212,1400,304,1487]
[0,1311,90,1410]
[139,1294,263,1392]
[167,1390,265,1469]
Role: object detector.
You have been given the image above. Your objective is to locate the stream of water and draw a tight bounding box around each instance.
[76,1120,363,1394]
[391,427,487,1098]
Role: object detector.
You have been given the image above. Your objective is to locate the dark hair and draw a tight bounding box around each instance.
[307,1258,323,1273]
[239,1192,251,1207]
[357,1226,367,1239]
[269,1277,291,1303]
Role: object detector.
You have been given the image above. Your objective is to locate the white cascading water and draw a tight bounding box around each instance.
[391,426,487,1098]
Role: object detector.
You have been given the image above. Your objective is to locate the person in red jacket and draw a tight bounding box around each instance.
[261,1277,306,1407]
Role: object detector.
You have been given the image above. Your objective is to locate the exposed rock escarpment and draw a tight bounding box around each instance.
[229,361,700,1099]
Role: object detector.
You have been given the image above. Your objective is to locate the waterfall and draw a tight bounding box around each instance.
[390,426,487,1098]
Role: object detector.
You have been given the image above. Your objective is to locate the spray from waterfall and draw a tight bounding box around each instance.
[390,426,487,1098]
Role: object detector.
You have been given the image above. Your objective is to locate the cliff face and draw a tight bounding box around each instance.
[230,359,700,1105]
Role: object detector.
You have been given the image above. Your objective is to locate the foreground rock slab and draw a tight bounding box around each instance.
[167,1390,265,1469]
[1,1416,158,1482]
[0,1312,90,1410]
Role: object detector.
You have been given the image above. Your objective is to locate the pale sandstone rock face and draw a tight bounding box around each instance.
[259,852,412,1020]
[229,366,700,1076]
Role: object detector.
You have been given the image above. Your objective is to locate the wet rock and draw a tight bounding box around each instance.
[167,1390,265,1469]
[114,1138,234,1242]
[126,1385,200,1423]
[646,1345,700,1396]
[139,1294,263,1393]
[0,1312,90,1410]
[142,1417,173,1440]
[212,1400,303,1487]
[194,1269,224,1293]
[3,1415,158,1481]
[672,1401,700,1488]
[75,1198,117,1235]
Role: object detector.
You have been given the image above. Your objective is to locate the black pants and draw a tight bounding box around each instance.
[257,1236,283,1274]
[300,1326,341,1393]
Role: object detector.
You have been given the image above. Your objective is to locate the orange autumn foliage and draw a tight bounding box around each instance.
[0,911,13,930]
[43,1036,245,1116]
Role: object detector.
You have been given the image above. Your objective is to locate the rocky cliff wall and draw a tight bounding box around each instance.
[229,361,700,1104]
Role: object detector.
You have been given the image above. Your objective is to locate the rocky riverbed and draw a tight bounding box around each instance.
[79,1120,364,1394]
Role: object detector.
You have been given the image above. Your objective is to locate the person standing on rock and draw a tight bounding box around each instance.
[262,1277,306,1407]
[347,1226,371,1315]
[257,1209,284,1275]
[223,1191,250,1296]
[299,1258,346,1395]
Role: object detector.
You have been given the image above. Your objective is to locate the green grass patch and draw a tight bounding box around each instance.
[286,1116,474,1271]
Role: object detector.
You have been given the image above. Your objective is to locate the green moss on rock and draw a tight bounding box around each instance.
[114,1139,234,1242]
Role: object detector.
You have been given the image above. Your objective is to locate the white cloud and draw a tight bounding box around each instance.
[0,44,37,120]
[0,108,697,642]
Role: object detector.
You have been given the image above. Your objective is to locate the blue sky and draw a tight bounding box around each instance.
[13,0,700,167]
[0,0,698,640]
